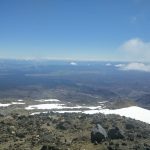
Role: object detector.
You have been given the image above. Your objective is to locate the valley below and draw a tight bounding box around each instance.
[0,60,150,150]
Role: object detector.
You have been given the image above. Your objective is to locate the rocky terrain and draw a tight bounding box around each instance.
[0,112,150,150]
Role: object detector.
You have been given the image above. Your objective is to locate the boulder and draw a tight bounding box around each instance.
[91,124,107,143]
[108,127,124,139]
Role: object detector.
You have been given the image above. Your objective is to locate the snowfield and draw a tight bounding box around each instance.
[105,106,150,124]
[0,99,150,124]
[29,106,150,124]
[25,104,102,110]
[83,106,150,124]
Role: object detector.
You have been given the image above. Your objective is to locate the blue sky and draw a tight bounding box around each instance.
[0,0,150,61]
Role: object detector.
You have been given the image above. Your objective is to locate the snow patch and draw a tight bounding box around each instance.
[25,104,65,110]
[11,102,25,105]
[98,101,108,104]
[30,112,47,115]
[84,106,150,124]
[25,104,102,110]
[35,99,60,102]
[29,106,150,124]
[0,103,11,107]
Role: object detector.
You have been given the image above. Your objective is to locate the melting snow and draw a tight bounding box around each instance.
[0,103,11,107]
[28,105,150,124]
[54,110,82,113]
[30,112,48,115]
[11,102,25,105]
[0,101,25,107]
[25,104,65,110]
[83,106,150,124]
[35,99,60,102]
[98,106,150,124]
[25,104,102,110]
[1,99,150,124]
[98,101,108,104]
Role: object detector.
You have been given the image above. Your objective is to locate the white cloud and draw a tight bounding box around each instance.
[70,62,77,66]
[120,38,150,61]
[105,63,112,66]
[115,64,125,67]
[116,62,150,72]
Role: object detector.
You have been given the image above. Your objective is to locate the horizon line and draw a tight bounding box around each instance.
[0,57,149,63]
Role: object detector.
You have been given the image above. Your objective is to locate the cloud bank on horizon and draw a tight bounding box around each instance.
[119,38,150,61]
[115,62,150,72]
[1,37,149,62]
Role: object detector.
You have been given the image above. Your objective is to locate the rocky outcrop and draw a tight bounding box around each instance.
[108,127,124,139]
[91,124,107,143]
[0,113,149,150]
